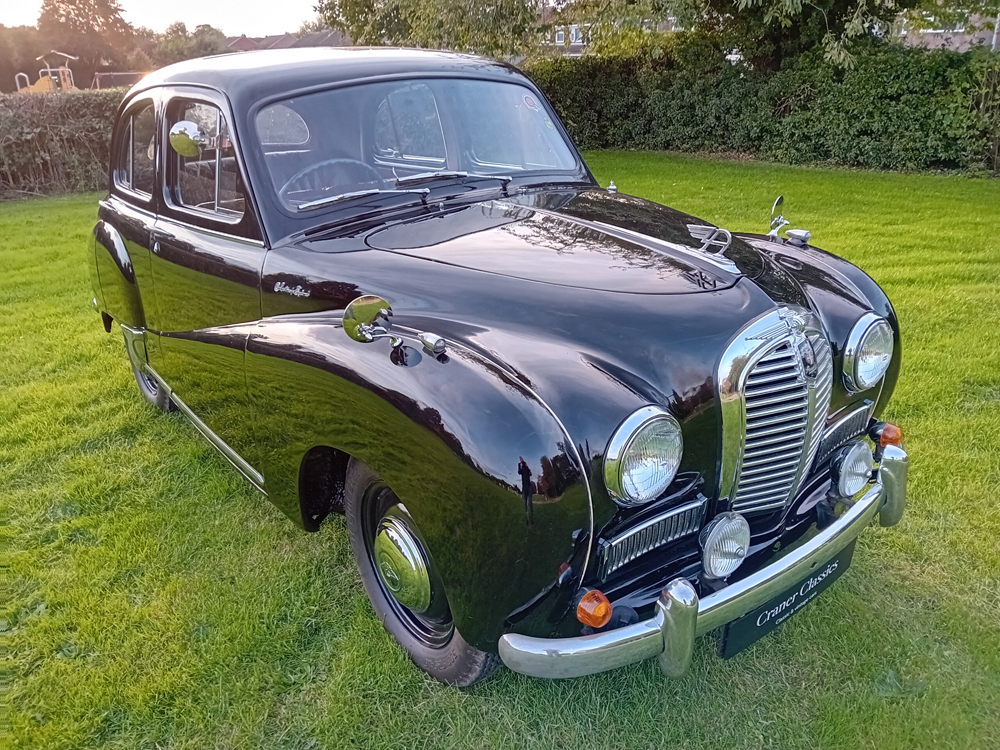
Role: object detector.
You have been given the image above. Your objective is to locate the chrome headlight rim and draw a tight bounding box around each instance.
[604,405,683,508]
[843,312,893,392]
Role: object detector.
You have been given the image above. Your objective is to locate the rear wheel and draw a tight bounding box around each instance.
[344,459,500,686]
[123,331,175,412]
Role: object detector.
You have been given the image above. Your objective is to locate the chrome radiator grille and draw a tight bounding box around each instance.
[732,341,810,513]
[598,497,706,580]
[719,308,834,517]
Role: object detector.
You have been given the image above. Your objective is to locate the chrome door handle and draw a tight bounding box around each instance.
[152,241,160,255]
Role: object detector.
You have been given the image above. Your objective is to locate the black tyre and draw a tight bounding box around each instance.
[344,459,501,686]
[123,332,175,412]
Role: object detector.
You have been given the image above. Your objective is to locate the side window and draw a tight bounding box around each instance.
[373,84,446,163]
[169,101,245,221]
[132,106,156,195]
[114,101,155,198]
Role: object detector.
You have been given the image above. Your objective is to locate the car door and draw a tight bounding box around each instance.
[99,95,162,365]
[149,88,266,484]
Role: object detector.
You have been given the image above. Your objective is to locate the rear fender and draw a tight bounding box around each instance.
[93,220,145,329]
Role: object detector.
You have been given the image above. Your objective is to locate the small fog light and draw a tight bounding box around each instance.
[700,512,750,579]
[831,440,875,497]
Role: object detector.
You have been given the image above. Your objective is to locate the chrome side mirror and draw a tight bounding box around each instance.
[768,195,789,238]
[344,295,394,343]
[169,120,209,158]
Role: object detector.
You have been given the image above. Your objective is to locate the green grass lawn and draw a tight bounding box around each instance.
[4,153,999,749]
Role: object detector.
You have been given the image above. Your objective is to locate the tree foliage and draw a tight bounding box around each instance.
[552,0,927,69]
[37,0,133,67]
[316,0,542,57]
[152,23,230,65]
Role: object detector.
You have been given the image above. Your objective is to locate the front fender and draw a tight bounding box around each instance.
[93,220,145,329]
[245,312,593,651]
[739,235,901,418]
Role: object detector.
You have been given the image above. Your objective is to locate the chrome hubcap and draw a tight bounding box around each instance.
[373,516,431,613]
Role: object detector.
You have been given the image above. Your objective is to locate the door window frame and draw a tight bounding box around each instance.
[160,86,263,242]
[111,96,157,208]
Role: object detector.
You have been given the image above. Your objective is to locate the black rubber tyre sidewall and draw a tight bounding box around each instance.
[344,458,500,687]
[123,332,175,412]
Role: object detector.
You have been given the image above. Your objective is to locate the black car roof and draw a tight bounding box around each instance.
[129,47,525,113]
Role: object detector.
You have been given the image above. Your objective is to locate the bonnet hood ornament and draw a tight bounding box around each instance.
[687,224,732,254]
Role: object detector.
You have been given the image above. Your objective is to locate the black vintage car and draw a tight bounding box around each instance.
[90,48,908,686]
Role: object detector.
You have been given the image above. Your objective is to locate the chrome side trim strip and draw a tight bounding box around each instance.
[141,363,267,493]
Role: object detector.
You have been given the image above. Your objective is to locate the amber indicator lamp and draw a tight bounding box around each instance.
[577,589,613,628]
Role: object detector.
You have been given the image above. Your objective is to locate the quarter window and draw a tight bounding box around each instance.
[115,102,155,198]
[169,101,245,221]
[256,103,309,146]
[373,83,446,163]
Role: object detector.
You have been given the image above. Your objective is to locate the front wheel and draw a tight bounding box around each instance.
[344,459,500,686]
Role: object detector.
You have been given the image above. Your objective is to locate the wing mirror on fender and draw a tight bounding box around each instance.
[343,295,395,344]
[768,195,790,239]
[168,120,210,158]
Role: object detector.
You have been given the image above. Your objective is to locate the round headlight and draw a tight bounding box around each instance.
[831,440,875,497]
[700,512,751,579]
[604,406,683,507]
[843,313,894,391]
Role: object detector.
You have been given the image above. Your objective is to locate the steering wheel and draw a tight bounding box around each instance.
[279,158,384,203]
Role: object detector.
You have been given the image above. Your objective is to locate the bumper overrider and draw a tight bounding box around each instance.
[499,445,909,679]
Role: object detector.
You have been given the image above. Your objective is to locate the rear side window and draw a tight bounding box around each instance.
[168,101,245,221]
[114,101,155,198]
[256,103,309,146]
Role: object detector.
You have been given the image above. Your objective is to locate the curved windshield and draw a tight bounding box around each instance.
[254,78,580,211]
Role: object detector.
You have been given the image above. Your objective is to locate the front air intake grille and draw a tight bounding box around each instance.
[598,496,706,580]
[732,341,810,514]
[816,401,875,465]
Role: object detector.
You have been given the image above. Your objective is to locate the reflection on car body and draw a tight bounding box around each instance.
[90,48,908,686]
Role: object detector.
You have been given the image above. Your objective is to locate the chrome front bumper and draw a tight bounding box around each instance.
[499,444,908,679]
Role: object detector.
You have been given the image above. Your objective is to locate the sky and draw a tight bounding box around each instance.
[0,0,321,38]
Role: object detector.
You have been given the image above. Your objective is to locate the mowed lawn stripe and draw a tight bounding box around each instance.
[3,155,999,750]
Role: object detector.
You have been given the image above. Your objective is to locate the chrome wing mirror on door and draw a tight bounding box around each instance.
[168,120,210,158]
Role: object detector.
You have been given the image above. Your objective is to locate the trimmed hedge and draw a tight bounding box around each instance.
[1,44,997,197]
[0,89,124,196]
[524,41,1000,175]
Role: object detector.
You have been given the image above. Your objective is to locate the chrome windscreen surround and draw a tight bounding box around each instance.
[718,308,833,515]
[597,496,707,580]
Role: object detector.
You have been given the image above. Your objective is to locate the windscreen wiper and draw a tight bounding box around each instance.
[296,188,430,213]
[395,171,513,189]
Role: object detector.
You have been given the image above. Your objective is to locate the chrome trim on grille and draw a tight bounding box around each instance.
[718,308,833,515]
[598,496,707,580]
[815,400,875,466]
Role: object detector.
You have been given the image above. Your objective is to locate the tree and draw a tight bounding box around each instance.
[37,0,133,64]
[316,0,543,58]
[552,0,924,69]
[0,25,49,92]
[154,22,230,66]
